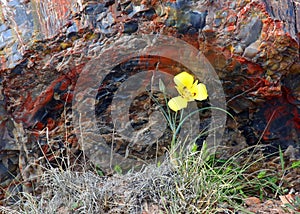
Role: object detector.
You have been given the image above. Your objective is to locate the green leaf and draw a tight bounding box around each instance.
[291,160,300,169]
[157,161,161,167]
[114,165,123,174]
[267,176,278,184]
[257,170,266,179]
[279,146,285,170]
[191,143,198,153]
[95,165,105,176]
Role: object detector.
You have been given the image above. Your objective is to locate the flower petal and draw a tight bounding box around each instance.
[192,83,208,101]
[174,72,194,89]
[168,96,188,112]
[175,86,184,97]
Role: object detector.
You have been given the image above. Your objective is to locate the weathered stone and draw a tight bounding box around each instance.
[234,44,243,54]
[0,29,13,43]
[237,17,262,47]
[245,197,261,206]
[243,40,261,59]
[0,24,8,33]
[84,3,105,15]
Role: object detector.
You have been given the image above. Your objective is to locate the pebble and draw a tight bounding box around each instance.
[245,197,261,206]
[1,29,13,43]
[234,44,243,54]
[214,18,222,27]
[84,3,106,15]
[123,20,138,34]
[243,40,260,59]
[269,63,279,71]
[66,23,78,37]
[7,0,19,7]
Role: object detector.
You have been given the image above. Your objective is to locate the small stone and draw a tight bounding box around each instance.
[264,199,275,206]
[234,44,243,54]
[7,0,19,7]
[243,40,260,59]
[245,197,261,206]
[227,16,237,25]
[214,18,222,27]
[269,63,279,71]
[84,3,105,15]
[229,1,236,9]
[1,29,13,42]
[66,24,78,37]
[189,10,208,30]
[123,20,138,34]
[221,11,228,18]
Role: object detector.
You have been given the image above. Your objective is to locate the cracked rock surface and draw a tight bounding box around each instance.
[0,0,299,206]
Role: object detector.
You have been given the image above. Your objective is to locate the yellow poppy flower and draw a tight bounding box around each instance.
[168,72,208,112]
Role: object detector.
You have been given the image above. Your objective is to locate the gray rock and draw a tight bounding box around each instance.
[67,23,78,36]
[243,40,260,59]
[7,0,20,7]
[14,5,31,26]
[1,29,13,42]
[0,24,8,33]
[0,42,7,50]
[234,44,243,54]
[237,17,262,47]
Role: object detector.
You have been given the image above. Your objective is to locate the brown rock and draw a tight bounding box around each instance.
[245,197,261,206]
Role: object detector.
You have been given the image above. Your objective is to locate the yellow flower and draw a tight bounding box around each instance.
[168,72,208,112]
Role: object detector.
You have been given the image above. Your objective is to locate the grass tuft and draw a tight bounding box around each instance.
[3,141,286,214]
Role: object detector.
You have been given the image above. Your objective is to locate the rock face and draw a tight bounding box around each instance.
[262,0,300,42]
[0,0,299,205]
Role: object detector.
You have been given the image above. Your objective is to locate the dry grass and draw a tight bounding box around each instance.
[11,163,171,214]
[2,144,274,214]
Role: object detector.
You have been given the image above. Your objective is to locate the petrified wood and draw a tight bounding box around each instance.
[0,0,299,205]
